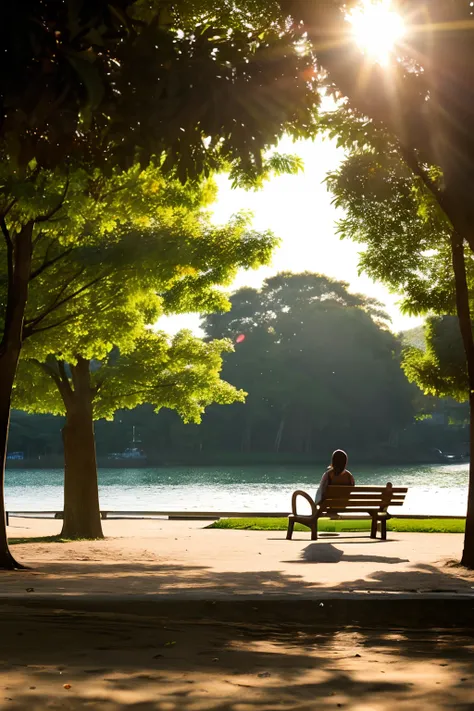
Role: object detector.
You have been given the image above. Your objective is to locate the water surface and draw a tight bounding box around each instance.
[5,462,469,515]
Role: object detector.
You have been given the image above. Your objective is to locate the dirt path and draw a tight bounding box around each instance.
[0,605,473,710]
[3,518,474,596]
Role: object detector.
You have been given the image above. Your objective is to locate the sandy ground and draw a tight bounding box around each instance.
[0,604,473,710]
[1,519,474,709]
[2,517,474,595]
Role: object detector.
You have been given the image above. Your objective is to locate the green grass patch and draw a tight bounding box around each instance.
[208,517,466,534]
[9,535,93,545]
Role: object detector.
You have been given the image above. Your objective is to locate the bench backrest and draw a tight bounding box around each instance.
[320,483,407,514]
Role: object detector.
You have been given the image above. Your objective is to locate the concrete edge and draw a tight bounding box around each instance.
[1,593,474,629]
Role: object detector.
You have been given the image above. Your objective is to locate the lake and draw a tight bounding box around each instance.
[4,462,470,516]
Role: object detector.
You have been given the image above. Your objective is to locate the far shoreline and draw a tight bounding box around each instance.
[6,454,470,470]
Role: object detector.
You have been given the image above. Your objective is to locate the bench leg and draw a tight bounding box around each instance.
[311,520,318,541]
[381,518,387,541]
[370,514,377,539]
[286,519,295,540]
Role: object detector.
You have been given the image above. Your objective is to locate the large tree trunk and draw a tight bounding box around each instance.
[0,353,26,569]
[60,357,103,539]
[450,230,474,567]
[0,223,33,570]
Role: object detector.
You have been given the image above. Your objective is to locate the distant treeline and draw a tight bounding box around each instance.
[8,274,469,465]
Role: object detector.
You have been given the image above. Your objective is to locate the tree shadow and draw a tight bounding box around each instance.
[2,539,473,597]
[335,562,474,592]
[0,605,473,710]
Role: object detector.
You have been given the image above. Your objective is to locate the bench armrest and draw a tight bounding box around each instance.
[291,490,318,517]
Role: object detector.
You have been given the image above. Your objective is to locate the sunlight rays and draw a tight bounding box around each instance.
[347,0,405,66]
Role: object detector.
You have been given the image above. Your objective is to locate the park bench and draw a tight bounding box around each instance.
[286,483,408,541]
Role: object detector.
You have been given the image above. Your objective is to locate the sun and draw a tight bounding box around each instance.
[347,0,405,66]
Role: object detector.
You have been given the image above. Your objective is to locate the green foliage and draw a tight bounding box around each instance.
[9,536,78,546]
[326,145,455,317]
[324,124,474,406]
[286,1,474,256]
[403,316,469,402]
[228,153,304,190]
[209,517,466,533]
[15,331,245,424]
[0,1,320,180]
[0,161,276,357]
[7,162,275,425]
[201,272,414,454]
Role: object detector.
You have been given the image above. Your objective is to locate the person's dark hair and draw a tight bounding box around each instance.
[331,449,348,475]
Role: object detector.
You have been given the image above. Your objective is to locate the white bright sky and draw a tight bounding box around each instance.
[158,134,423,337]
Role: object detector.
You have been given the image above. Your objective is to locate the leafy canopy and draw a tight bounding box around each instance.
[1,0,319,182]
[201,272,413,453]
[15,330,245,424]
[324,115,474,406]
[7,155,277,424]
[0,161,276,352]
[403,316,469,402]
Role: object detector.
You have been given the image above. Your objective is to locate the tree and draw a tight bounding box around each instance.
[326,138,474,564]
[271,0,474,567]
[283,0,474,250]
[202,272,414,455]
[0,0,320,567]
[0,160,276,564]
[14,331,243,539]
[1,1,318,176]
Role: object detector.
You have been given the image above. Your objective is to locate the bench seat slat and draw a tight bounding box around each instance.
[321,494,405,506]
[322,506,402,513]
[325,501,405,507]
[326,486,408,493]
[320,502,403,513]
[324,494,405,504]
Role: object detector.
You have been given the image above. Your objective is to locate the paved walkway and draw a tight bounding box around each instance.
[3,517,474,597]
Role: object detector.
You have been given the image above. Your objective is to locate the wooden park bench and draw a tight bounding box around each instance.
[286,483,408,541]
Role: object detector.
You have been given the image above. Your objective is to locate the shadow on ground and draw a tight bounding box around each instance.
[296,542,410,564]
[0,605,473,710]
[3,542,474,595]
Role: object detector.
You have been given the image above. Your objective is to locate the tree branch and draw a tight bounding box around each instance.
[29,246,75,281]
[397,143,456,220]
[2,198,17,218]
[25,269,110,334]
[32,358,63,392]
[23,313,76,339]
[36,175,70,223]
[118,383,180,397]
[47,271,111,315]
[32,230,47,247]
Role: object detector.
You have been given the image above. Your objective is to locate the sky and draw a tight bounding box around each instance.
[158,134,423,337]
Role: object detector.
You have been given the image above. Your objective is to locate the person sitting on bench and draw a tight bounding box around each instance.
[315,449,355,504]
